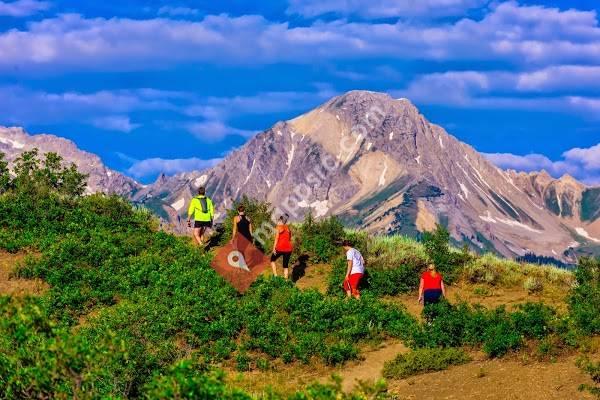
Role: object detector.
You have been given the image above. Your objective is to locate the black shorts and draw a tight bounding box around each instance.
[194,220,212,228]
[424,289,443,305]
[271,251,292,268]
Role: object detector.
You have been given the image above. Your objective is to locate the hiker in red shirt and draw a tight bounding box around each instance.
[271,214,293,279]
[418,263,446,305]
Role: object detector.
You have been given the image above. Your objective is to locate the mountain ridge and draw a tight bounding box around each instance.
[2,91,599,262]
[132,90,600,262]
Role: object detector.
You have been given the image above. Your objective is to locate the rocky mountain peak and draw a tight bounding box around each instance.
[0,126,140,196]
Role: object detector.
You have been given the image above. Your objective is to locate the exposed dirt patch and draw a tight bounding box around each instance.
[339,341,408,392]
[388,356,595,400]
[223,340,409,396]
[294,263,331,293]
[0,252,47,296]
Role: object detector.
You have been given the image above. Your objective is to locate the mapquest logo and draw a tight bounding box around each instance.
[211,235,269,293]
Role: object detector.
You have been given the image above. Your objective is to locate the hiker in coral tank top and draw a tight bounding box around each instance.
[271,214,293,279]
[418,263,446,305]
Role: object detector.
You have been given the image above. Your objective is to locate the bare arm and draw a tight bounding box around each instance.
[231,216,238,242]
[441,280,446,297]
[346,259,353,277]
[418,278,424,303]
[272,230,279,254]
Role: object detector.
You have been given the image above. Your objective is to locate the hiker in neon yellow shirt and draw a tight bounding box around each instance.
[187,186,214,246]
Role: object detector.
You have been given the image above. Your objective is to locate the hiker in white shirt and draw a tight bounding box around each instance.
[342,239,365,299]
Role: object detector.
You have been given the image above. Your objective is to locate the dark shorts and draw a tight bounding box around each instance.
[271,251,292,268]
[424,289,443,305]
[194,220,212,228]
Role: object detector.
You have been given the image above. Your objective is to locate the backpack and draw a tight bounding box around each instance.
[198,196,208,214]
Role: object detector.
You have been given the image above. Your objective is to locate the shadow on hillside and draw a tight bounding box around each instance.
[205,223,224,251]
[292,255,309,283]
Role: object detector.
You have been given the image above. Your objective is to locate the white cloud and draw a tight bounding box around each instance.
[516,65,600,92]
[563,143,600,171]
[0,0,48,17]
[91,116,140,133]
[0,85,337,141]
[1,3,599,72]
[484,143,600,185]
[0,86,178,124]
[184,87,337,119]
[126,156,221,178]
[157,6,199,17]
[186,120,255,142]
[396,68,600,115]
[287,0,489,19]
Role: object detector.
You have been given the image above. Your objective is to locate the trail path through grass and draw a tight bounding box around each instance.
[339,341,408,392]
[0,252,47,296]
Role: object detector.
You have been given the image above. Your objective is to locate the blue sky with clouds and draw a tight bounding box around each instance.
[1,0,599,183]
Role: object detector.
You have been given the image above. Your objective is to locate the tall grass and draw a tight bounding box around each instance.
[366,234,429,269]
[462,253,573,289]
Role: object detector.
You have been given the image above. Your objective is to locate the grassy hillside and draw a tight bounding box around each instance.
[1,150,599,399]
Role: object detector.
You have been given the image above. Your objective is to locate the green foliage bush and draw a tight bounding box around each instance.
[7,149,87,198]
[411,301,559,357]
[296,213,345,263]
[568,257,600,334]
[422,224,471,283]
[383,348,470,379]
[143,361,252,400]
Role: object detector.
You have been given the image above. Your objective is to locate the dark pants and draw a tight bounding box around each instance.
[271,251,291,269]
[424,289,443,305]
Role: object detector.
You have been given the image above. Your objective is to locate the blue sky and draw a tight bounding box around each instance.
[1,0,599,184]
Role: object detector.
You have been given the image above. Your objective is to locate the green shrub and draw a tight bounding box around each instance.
[143,361,252,399]
[362,235,426,296]
[569,257,600,334]
[410,301,559,357]
[422,224,471,284]
[296,213,345,263]
[288,375,391,400]
[383,348,470,379]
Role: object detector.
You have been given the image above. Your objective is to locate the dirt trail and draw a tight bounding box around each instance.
[389,356,595,400]
[0,252,47,296]
[294,263,330,293]
[387,283,568,320]
[338,341,408,392]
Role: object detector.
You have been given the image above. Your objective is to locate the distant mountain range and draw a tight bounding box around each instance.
[2,91,599,262]
[0,126,138,196]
